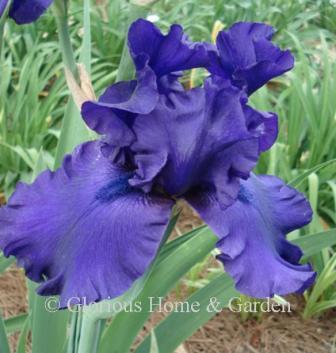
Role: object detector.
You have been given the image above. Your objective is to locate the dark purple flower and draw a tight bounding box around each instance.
[0,0,53,24]
[0,142,173,307]
[128,18,211,94]
[209,22,294,95]
[186,173,315,298]
[81,19,212,154]
[127,78,260,208]
[0,20,315,306]
[0,85,314,304]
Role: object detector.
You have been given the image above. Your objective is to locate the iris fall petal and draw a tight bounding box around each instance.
[0,141,173,307]
[186,173,315,298]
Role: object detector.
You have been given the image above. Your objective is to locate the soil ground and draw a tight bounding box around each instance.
[0,201,335,353]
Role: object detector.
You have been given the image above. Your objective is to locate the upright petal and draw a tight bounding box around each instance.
[9,0,53,24]
[186,173,315,298]
[0,141,173,307]
[81,56,158,148]
[128,19,211,78]
[80,20,213,149]
[129,78,259,208]
[212,22,294,95]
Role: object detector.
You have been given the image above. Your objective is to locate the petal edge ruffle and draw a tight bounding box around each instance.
[0,141,173,307]
[186,173,315,298]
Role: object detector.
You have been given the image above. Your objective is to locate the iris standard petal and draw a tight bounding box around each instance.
[213,22,294,95]
[0,0,8,18]
[81,56,158,148]
[128,18,211,92]
[186,173,315,298]
[0,141,173,307]
[128,19,216,95]
[80,20,214,150]
[9,0,53,24]
[129,78,259,208]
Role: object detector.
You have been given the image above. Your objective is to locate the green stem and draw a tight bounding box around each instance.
[53,0,91,168]
[53,0,78,76]
[0,1,9,58]
[77,315,104,353]
[116,3,152,81]
[0,20,4,58]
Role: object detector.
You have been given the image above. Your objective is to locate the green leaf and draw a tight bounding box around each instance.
[0,315,10,353]
[53,0,93,170]
[99,226,217,353]
[303,253,336,318]
[293,228,336,259]
[289,159,336,187]
[15,315,30,353]
[150,331,160,353]
[0,255,14,273]
[4,314,28,334]
[134,274,238,353]
[79,0,92,73]
[133,228,336,353]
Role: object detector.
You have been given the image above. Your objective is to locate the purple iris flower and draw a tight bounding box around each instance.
[0,20,315,307]
[208,22,294,95]
[0,0,52,24]
[81,19,212,161]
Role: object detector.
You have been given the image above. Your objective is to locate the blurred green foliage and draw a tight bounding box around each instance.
[0,0,336,325]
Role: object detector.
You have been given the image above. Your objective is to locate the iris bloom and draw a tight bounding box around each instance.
[0,0,52,24]
[0,20,316,307]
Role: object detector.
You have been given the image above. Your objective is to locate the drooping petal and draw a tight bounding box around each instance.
[186,173,315,298]
[9,0,53,24]
[0,0,8,18]
[129,78,259,208]
[0,141,173,307]
[211,22,294,95]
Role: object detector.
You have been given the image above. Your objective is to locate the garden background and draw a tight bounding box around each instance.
[1,0,336,352]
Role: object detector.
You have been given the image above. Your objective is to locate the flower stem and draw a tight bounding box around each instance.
[77,314,104,353]
[0,20,4,58]
[0,2,9,58]
[116,2,152,81]
[53,0,78,77]
[53,0,92,168]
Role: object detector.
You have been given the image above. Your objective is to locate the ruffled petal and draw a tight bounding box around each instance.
[80,20,213,149]
[0,141,173,307]
[81,100,136,147]
[129,78,259,207]
[81,56,158,147]
[212,22,294,95]
[244,105,278,152]
[128,19,211,77]
[186,173,315,298]
[128,19,212,94]
[9,0,53,24]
